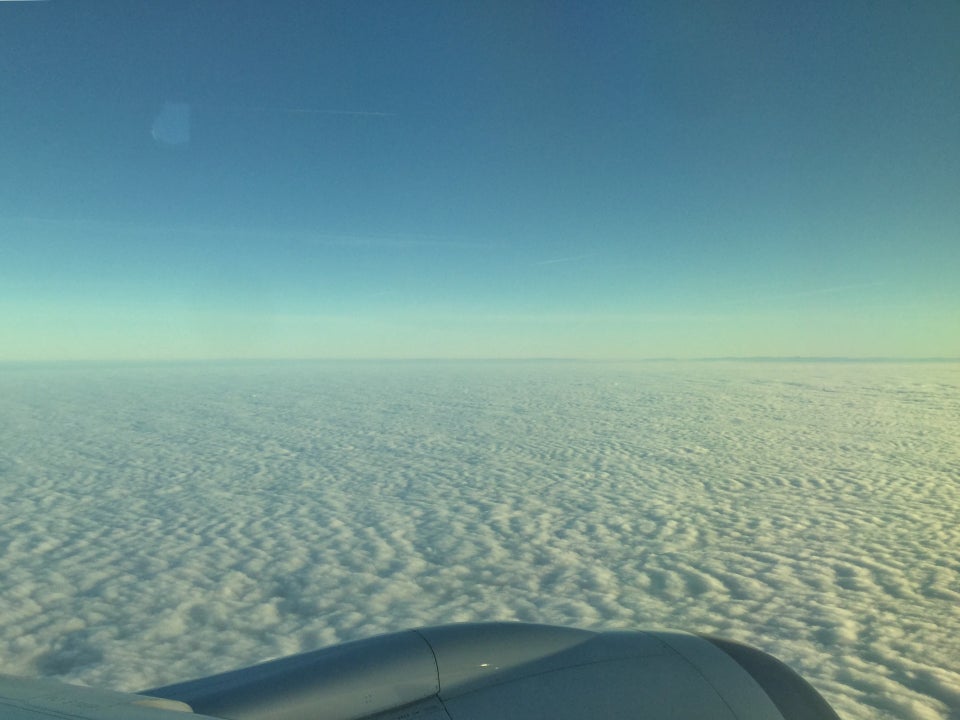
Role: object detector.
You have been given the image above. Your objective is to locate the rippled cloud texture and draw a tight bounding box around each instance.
[1,361,957,719]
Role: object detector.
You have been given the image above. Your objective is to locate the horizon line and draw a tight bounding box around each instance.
[1,355,958,367]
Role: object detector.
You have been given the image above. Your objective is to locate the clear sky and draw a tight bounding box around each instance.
[1,1,958,360]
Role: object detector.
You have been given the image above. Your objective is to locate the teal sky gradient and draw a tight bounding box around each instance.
[1,2,958,360]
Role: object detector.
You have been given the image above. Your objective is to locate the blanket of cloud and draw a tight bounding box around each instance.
[0,360,958,719]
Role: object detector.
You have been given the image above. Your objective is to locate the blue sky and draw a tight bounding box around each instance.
[1,1,958,360]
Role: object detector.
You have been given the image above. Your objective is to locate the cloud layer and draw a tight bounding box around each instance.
[0,361,957,719]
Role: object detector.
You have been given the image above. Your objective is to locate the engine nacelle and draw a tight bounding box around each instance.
[144,622,840,720]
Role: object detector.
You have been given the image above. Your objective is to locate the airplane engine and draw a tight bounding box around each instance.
[144,623,839,720]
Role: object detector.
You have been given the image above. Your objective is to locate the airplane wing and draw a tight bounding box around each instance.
[0,672,208,720]
[3,623,840,720]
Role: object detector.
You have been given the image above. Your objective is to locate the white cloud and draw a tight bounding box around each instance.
[0,361,957,719]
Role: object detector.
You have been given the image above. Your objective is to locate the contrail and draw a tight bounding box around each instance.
[533,253,594,266]
[149,101,394,146]
[212,103,396,117]
[728,281,886,307]
[271,108,396,117]
[785,281,885,297]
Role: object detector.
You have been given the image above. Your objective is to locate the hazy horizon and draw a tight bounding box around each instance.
[2,354,960,365]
